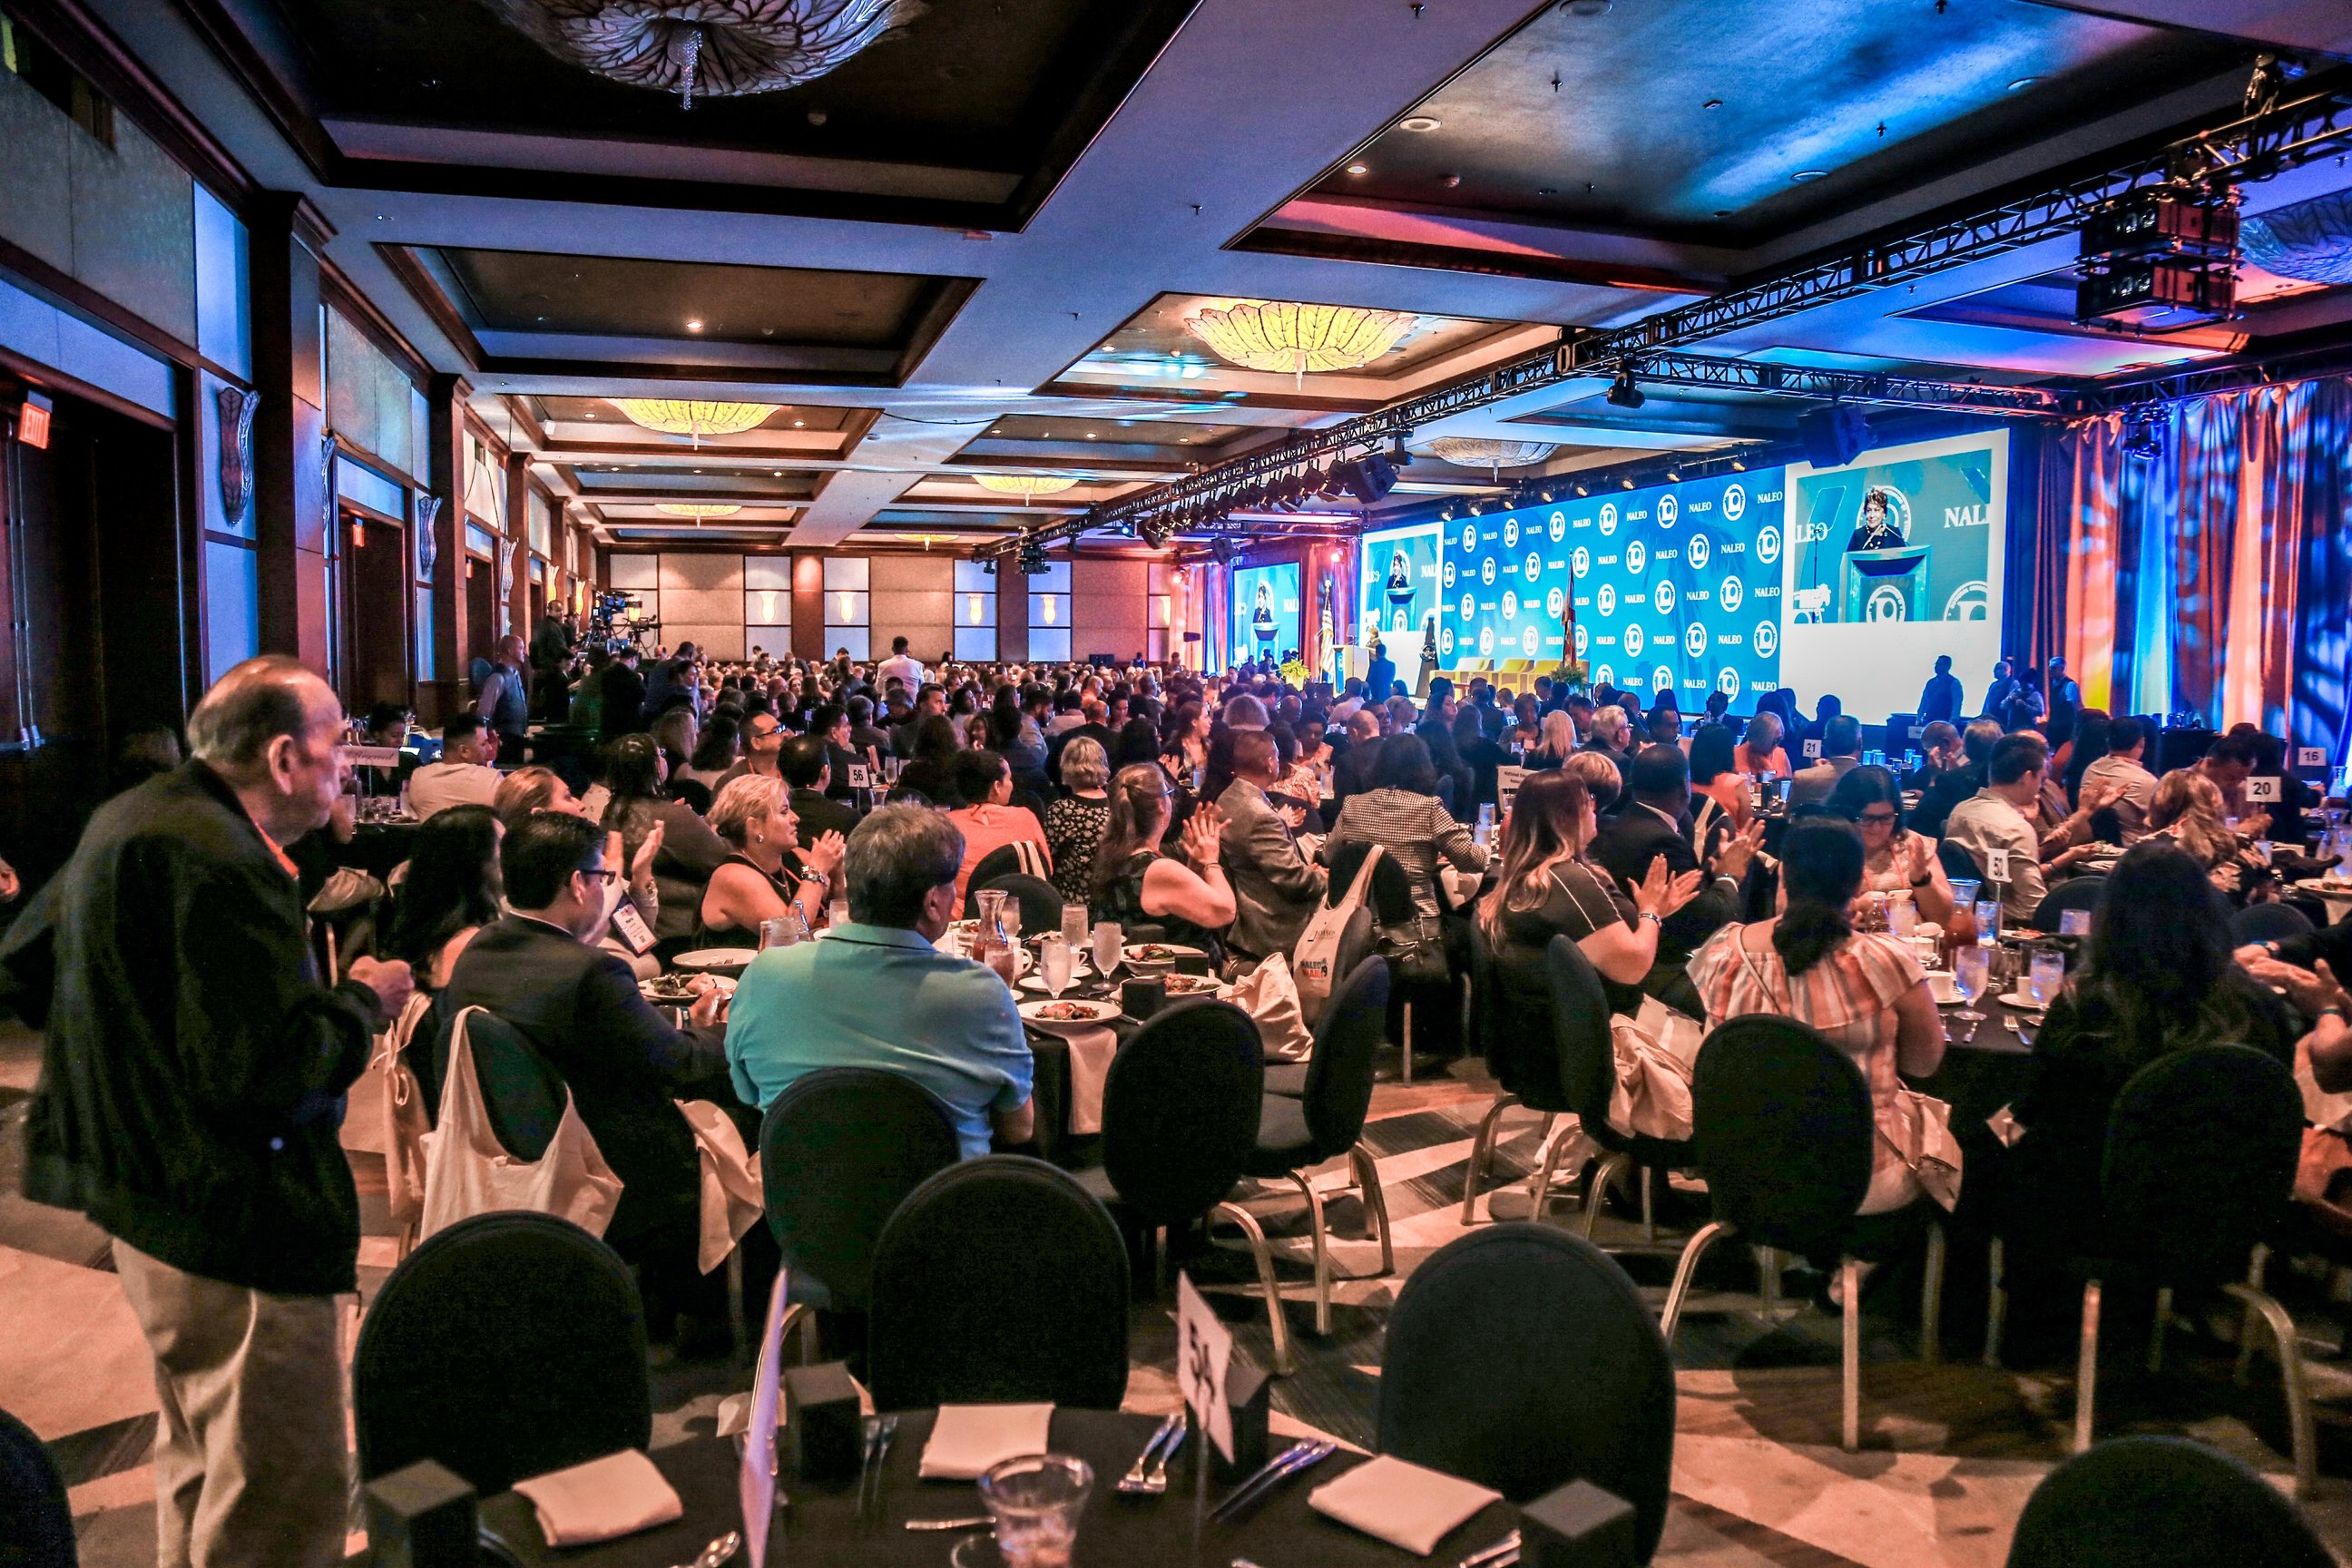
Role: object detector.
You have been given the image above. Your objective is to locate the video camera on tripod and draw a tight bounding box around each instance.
[588,589,658,652]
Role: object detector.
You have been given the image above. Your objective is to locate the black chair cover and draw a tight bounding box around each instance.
[353,1212,650,1494]
[868,1156,1130,1410]
[1688,1014,1874,1257]
[1938,839,1985,885]
[1249,959,1390,1178]
[1099,1001,1262,1225]
[1542,935,1616,1122]
[1327,840,1418,927]
[976,872,1066,936]
[1378,1224,1674,1561]
[462,1009,568,1161]
[2005,1436,2330,1568]
[0,1405,74,1568]
[2231,901,2316,947]
[962,844,1037,916]
[2029,876,2106,934]
[2095,1044,2300,1287]
[759,1068,961,1312]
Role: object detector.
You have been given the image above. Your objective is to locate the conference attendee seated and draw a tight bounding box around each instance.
[1731,708,1789,779]
[779,735,859,848]
[592,734,732,944]
[698,775,846,946]
[945,748,1051,911]
[2196,730,2265,826]
[1218,730,1328,963]
[1688,817,1950,1217]
[1326,733,1489,919]
[493,764,583,828]
[1788,713,1862,808]
[385,806,503,998]
[1910,717,2000,839]
[1828,765,1965,932]
[1479,769,1700,1024]
[725,806,1034,1158]
[1941,732,2057,925]
[1090,763,1235,963]
[1591,744,1759,1002]
[1900,720,1964,793]
[436,810,735,1344]
[2076,715,2158,844]
[1581,703,1632,760]
[403,713,503,819]
[1329,708,1386,808]
[719,710,787,788]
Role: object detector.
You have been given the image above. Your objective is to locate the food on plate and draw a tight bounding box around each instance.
[1032,1000,1102,1022]
[1161,974,1221,995]
[1124,944,1180,962]
[641,975,703,1002]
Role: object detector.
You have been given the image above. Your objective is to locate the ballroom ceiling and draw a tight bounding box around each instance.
[83,0,2352,547]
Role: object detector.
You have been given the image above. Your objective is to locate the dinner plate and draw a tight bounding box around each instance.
[1019,998,1120,1033]
[639,974,736,1004]
[1122,943,1203,965]
[2000,986,2053,1012]
[1159,974,1226,997]
[672,948,755,974]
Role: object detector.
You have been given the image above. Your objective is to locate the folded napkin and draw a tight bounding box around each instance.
[511,1449,682,1547]
[1063,1027,1119,1135]
[918,1404,1055,1481]
[1308,1455,1501,1556]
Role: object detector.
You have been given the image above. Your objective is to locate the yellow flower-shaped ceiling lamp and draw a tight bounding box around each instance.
[611,399,779,446]
[655,503,742,517]
[975,475,1079,505]
[1183,299,1418,386]
[1414,438,1562,474]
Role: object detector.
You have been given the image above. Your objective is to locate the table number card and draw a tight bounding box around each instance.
[2298,747,2328,770]
[846,762,874,790]
[2247,776,2282,804]
[1175,1271,1234,1461]
[1495,765,1528,819]
[1984,847,2013,883]
[740,1270,790,1568]
[345,744,403,769]
[1802,739,1823,760]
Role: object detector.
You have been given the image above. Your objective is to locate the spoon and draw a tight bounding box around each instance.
[668,1531,740,1568]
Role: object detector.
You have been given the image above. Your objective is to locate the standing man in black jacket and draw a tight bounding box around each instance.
[0,655,413,1568]
[1591,744,1762,1006]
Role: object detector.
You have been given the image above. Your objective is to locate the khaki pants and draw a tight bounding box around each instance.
[112,1240,350,1568]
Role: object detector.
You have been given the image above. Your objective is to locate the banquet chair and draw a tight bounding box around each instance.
[1073,1000,1296,1371]
[2232,901,2315,947]
[354,1212,650,1494]
[457,1009,568,1161]
[1268,909,1374,1097]
[759,1067,959,1338]
[2031,875,2107,934]
[867,1156,1129,1410]
[0,1405,74,1568]
[2004,1436,2330,1568]
[961,842,1051,914]
[1378,1225,1673,1563]
[1937,838,1986,886]
[1658,1015,1947,1453]
[973,871,1065,936]
[1982,1044,2312,1492]
[1455,921,1571,1225]
[1326,839,1446,1083]
[1243,956,1393,1338]
[1546,936,1694,1250]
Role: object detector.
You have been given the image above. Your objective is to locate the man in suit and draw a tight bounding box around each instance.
[1592,745,1760,1002]
[1329,708,1386,811]
[1918,655,1965,725]
[1218,730,1328,961]
[1788,713,1863,808]
[1911,718,1999,839]
[1366,641,1396,704]
[596,645,647,740]
[1045,697,1113,788]
[438,810,739,1348]
[780,736,860,846]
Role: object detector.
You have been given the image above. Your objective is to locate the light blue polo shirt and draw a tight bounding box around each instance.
[725,923,1034,1159]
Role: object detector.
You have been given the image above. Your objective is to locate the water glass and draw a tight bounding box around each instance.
[1040,936,1073,999]
[976,1453,1093,1568]
[1091,920,1123,980]
[2059,907,2092,936]
[828,897,849,931]
[1061,902,1089,954]
[1949,877,1981,912]
[1952,944,1990,1024]
[1888,895,1918,940]
[2027,950,2064,1007]
[999,904,1023,946]
[1973,898,2002,942]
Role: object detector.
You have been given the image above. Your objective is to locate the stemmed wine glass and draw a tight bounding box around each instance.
[1091,920,1122,984]
[1952,943,1990,1027]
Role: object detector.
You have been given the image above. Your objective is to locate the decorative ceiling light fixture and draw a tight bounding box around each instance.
[975,474,1079,504]
[481,0,917,110]
[611,399,779,445]
[1183,299,1418,386]
[1412,437,1561,475]
[656,503,742,517]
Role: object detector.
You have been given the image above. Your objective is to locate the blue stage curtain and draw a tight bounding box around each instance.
[2055,377,2352,760]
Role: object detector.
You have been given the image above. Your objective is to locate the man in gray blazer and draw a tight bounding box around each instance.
[1218,730,1328,962]
[1788,714,1864,808]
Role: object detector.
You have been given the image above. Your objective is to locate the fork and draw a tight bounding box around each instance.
[1117,1413,1182,1495]
[1207,1439,1336,1523]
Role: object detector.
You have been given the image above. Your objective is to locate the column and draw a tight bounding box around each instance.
[246,192,333,671]
[418,372,470,723]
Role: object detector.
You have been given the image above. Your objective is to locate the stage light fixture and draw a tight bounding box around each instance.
[2122,408,2169,460]
[1621,476,1635,489]
[1466,498,1485,516]
[1606,368,1646,409]
[1730,457,1747,470]
[1664,466,1681,483]
[1386,432,1413,466]
[980,557,996,575]
[1538,487,1555,504]
[1574,483,1589,497]
[1438,502,1456,522]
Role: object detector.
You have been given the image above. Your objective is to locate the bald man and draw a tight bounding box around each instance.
[1,655,412,1567]
[475,631,531,763]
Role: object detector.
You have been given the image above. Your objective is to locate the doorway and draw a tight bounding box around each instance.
[338,509,410,715]
[464,553,496,676]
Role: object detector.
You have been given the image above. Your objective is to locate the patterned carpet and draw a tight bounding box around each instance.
[11,1027,2352,1567]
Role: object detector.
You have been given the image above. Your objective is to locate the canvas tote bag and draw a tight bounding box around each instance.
[417,1005,623,1241]
[1291,844,1385,1024]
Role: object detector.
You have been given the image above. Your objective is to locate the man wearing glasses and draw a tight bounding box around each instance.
[439,810,741,1350]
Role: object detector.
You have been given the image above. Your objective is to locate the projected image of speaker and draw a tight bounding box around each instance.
[1798,407,1872,468]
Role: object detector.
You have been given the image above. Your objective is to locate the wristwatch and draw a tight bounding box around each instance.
[1638,910,1662,926]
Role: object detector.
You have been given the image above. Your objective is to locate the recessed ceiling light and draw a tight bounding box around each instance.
[2007,76,2039,92]
[1792,170,1827,181]
[772,470,784,476]
[1399,115,1441,133]
[793,420,806,427]
[685,318,704,331]
[1703,98,1723,110]
[1086,432,1098,438]
[1346,163,1369,176]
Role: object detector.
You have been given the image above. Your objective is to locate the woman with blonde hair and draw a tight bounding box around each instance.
[1525,709,1578,772]
[2149,767,2261,897]
[1089,763,1232,961]
[696,773,846,946]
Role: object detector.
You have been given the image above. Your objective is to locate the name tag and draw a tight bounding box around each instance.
[1802,739,1822,760]
[1985,847,2013,882]
[2247,776,2282,803]
[610,901,656,955]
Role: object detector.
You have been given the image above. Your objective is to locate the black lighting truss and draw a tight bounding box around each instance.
[980,74,2352,561]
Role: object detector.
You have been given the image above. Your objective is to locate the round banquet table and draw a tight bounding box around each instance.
[457,1409,1519,1568]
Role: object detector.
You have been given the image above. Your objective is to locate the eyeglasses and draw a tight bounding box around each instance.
[577,867,619,885]
[1857,810,1898,825]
